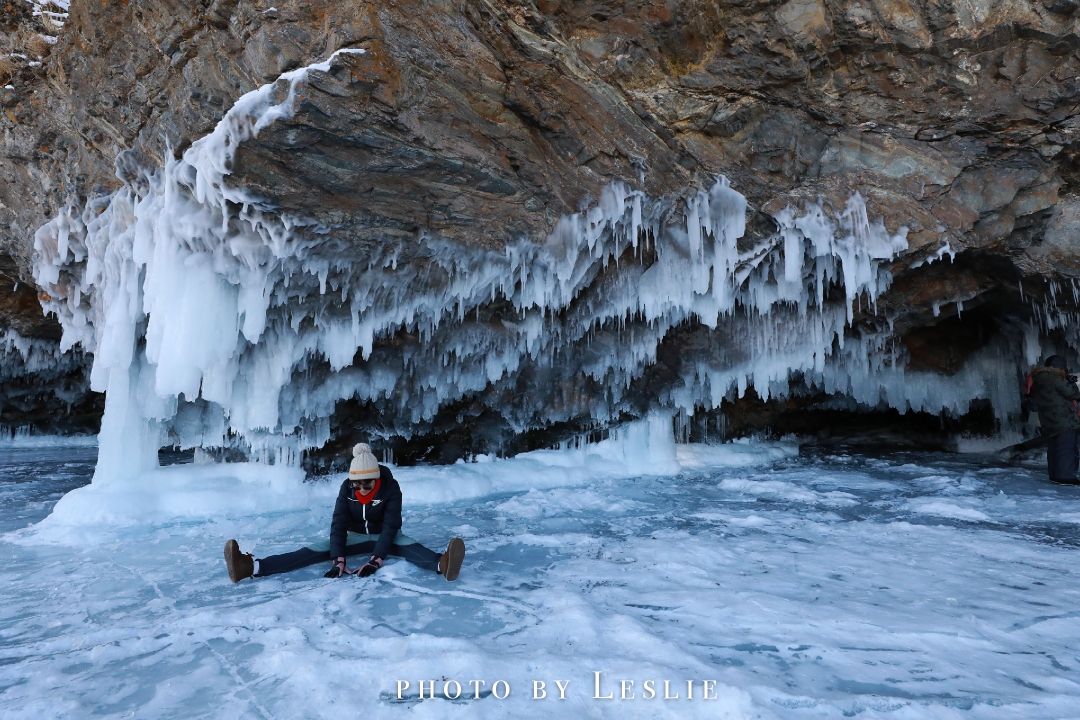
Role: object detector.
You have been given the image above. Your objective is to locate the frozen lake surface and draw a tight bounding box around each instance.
[2,441,1080,719]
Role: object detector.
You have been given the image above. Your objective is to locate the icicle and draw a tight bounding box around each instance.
[33,48,926,477]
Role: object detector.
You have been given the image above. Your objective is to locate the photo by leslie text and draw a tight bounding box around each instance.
[395,672,726,701]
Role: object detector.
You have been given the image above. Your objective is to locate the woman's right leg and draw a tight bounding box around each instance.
[254,546,329,576]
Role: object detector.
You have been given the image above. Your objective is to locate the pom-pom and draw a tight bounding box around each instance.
[353,443,371,457]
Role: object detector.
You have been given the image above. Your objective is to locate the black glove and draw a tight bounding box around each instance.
[357,557,383,577]
[1068,375,1077,383]
[324,557,349,578]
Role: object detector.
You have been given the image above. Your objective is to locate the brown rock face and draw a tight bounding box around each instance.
[3,0,1080,449]
[5,0,1078,263]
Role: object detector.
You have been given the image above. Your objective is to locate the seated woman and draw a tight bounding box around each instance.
[223,444,465,582]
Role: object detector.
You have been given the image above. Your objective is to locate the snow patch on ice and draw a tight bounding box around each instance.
[718,477,859,506]
[906,498,993,522]
[691,511,773,527]
[676,439,799,469]
[494,488,641,519]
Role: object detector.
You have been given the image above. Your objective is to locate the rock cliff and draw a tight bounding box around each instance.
[3,0,1080,458]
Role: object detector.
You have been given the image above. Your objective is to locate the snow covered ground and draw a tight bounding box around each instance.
[2,437,1080,719]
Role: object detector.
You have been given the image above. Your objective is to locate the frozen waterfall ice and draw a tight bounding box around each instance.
[30,48,1026,480]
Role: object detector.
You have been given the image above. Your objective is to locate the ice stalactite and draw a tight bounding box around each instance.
[0,328,97,436]
[0,329,75,381]
[29,48,979,482]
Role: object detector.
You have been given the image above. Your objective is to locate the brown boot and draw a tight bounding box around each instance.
[439,537,465,581]
[224,539,254,583]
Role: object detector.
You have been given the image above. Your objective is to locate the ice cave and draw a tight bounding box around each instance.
[3,0,1080,717]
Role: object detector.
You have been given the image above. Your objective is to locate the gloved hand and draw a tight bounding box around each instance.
[324,557,350,578]
[1069,375,1078,384]
[357,557,383,577]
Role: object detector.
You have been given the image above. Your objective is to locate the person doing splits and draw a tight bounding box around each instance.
[223,443,466,582]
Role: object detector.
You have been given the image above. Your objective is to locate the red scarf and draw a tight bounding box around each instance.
[354,477,381,504]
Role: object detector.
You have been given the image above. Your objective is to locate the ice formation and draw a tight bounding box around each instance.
[5,442,1080,717]
[30,49,1030,480]
[22,0,68,30]
[25,410,697,537]
[0,329,75,381]
[0,328,93,435]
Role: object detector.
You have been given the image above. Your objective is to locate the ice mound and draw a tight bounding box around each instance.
[17,462,319,544]
[675,439,798,469]
[393,411,682,505]
[18,414,798,543]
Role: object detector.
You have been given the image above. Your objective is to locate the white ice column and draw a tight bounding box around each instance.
[92,357,162,484]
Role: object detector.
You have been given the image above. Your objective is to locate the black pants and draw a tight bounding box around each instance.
[1046,429,1080,484]
[255,531,442,577]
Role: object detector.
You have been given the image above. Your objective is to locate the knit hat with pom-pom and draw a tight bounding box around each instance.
[349,443,380,480]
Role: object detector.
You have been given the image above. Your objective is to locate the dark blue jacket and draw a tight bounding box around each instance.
[329,465,402,560]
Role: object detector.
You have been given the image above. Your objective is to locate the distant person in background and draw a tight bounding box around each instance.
[1028,355,1080,485]
[223,444,466,582]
